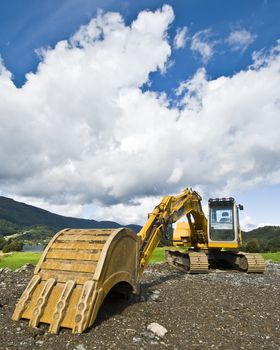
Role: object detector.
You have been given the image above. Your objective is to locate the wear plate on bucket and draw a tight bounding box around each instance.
[12,228,140,334]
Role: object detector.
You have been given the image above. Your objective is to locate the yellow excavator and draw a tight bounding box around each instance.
[12,188,265,334]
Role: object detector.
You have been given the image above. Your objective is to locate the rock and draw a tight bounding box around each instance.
[147,323,168,338]
[141,330,155,339]
[32,327,45,337]
[36,340,44,345]
[149,294,160,302]
[150,340,158,345]
[3,268,12,273]
[75,344,87,350]
[149,290,161,301]
[126,328,136,333]
[132,337,141,343]
[15,264,34,273]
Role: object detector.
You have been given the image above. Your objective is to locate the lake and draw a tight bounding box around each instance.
[23,244,44,252]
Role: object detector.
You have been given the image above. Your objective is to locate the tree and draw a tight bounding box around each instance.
[245,239,260,253]
[2,239,23,253]
[267,237,280,252]
[0,237,6,250]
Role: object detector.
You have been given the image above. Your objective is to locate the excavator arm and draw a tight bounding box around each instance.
[137,188,208,275]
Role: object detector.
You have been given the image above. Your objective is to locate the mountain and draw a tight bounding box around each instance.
[0,196,141,236]
[243,226,280,243]
[0,195,279,250]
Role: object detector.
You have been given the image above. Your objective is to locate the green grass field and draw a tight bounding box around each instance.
[0,249,279,270]
[0,252,41,270]
[261,252,280,262]
[150,249,280,263]
[150,247,168,263]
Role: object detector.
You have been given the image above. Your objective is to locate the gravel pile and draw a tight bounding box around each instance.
[0,262,279,350]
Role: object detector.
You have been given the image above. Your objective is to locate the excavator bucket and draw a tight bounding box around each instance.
[13,228,140,334]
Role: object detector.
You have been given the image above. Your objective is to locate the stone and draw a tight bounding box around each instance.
[36,340,44,345]
[149,293,160,302]
[147,323,167,338]
[133,337,141,343]
[75,344,87,350]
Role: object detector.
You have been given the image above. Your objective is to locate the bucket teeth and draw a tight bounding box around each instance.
[73,280,96,334]
[49,280,76,334]
[12,275,41,320]
[29,278,56,328]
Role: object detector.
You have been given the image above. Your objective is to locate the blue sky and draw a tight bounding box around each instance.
[1,0,279,89]
[0,0,279,228]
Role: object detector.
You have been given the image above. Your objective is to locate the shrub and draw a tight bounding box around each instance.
[0,237,7,250]
[245,239,260,253]
[2,239,23,253]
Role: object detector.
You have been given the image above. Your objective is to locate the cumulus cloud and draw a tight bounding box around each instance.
[173,26,188,49]
[191,29,215,63]
[0,6,280,225]
[227,29,256,52]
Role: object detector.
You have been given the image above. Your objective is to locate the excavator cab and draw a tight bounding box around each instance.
[207,198,243,249]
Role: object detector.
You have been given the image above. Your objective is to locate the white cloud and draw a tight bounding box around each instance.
[173,26,188,49]
[0,6,280,226]
[167,167,184,184]
[240,214,258,232]
[227,29,256,52]
[92,195,162,225]
[240,213,280,232]
[191,29,215,63]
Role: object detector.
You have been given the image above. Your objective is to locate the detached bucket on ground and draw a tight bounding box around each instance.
[12,228,140,334]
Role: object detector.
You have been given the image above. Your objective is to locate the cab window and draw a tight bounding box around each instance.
[209,207,235,241]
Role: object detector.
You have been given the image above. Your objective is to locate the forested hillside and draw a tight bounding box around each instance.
[0,196,279,252]
[0,196,141,237]
[243,226,280,252]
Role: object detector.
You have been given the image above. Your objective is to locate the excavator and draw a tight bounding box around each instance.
[12,188,265,334]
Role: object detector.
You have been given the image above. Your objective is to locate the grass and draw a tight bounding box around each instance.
[150,246,185,263]
[150,248,280,263]
[261,252,280,262]
[0,252,41,270]
[0,249,279,270]
[150,247,168,263]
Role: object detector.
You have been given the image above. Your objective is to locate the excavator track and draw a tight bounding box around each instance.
[164,249,208,273]
[238,252,265,273]
[13,228,140,334]
[207,251,265,273]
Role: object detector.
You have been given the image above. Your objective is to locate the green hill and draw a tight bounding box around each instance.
[243,226,280,242]
[242,226,280,252]
[0,196,279,252]
[0,196,141,237]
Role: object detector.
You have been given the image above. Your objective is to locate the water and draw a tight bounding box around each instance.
[23,244,44,252]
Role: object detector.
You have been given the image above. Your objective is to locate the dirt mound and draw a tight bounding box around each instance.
[0,263,279,350]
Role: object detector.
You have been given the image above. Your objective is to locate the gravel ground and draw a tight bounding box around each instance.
[0,262,279,350]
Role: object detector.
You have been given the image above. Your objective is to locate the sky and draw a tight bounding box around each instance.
[0,0,279,230]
